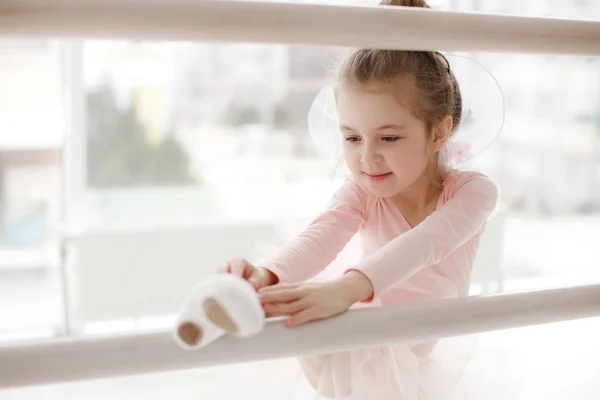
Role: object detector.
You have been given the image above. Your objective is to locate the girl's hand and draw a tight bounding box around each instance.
[217,258,278,291]
[258,271,373,327]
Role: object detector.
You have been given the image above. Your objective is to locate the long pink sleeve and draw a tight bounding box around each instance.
[260,179,366,284]
[351,173,499,300]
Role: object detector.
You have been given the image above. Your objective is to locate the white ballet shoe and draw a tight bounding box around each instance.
[206,273,266,337]
[174,273,265,350]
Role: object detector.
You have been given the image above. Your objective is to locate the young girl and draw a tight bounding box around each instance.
[176,1,506,398]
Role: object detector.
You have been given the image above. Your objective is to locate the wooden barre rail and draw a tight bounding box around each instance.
[1,282,599,388]
[0,1,599,55]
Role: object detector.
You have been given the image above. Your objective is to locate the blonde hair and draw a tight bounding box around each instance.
[336,0,462,182]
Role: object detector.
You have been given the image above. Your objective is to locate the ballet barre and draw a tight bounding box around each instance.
[1,282,599,388]
[0,0,598,55]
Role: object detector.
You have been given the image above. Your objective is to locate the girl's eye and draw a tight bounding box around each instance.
[344,136,360,142]
[382,136,401,142]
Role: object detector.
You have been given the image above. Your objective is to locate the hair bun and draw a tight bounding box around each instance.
[379,0,431,8]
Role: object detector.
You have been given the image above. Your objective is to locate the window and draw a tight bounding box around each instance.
[2,0,600,343]
[0,40,64,340]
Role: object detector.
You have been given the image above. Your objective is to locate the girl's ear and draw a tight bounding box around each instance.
[432,115,452,152]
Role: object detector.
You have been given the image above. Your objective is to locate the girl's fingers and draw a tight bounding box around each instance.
[263,299,308,316]
[259,287,304,304]
[259,283,298,293]
[216,263,230,273]
[229,258,248,278]
[247,274,264,291]
[285,307,322,327]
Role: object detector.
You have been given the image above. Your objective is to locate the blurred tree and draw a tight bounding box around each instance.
[221,103,261,127]
[86,83,196,188]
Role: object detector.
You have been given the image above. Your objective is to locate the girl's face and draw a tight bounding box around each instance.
[337,82,446,198]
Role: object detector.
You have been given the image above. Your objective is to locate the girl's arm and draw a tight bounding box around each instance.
[349,172,499,301]
[259,179,366,285]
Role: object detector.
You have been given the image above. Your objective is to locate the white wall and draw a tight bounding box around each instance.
[68,214,505,332]
[68,222,279,331]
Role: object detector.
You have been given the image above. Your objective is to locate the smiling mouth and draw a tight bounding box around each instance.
[362,172,393,181]
[362,172,392,177]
